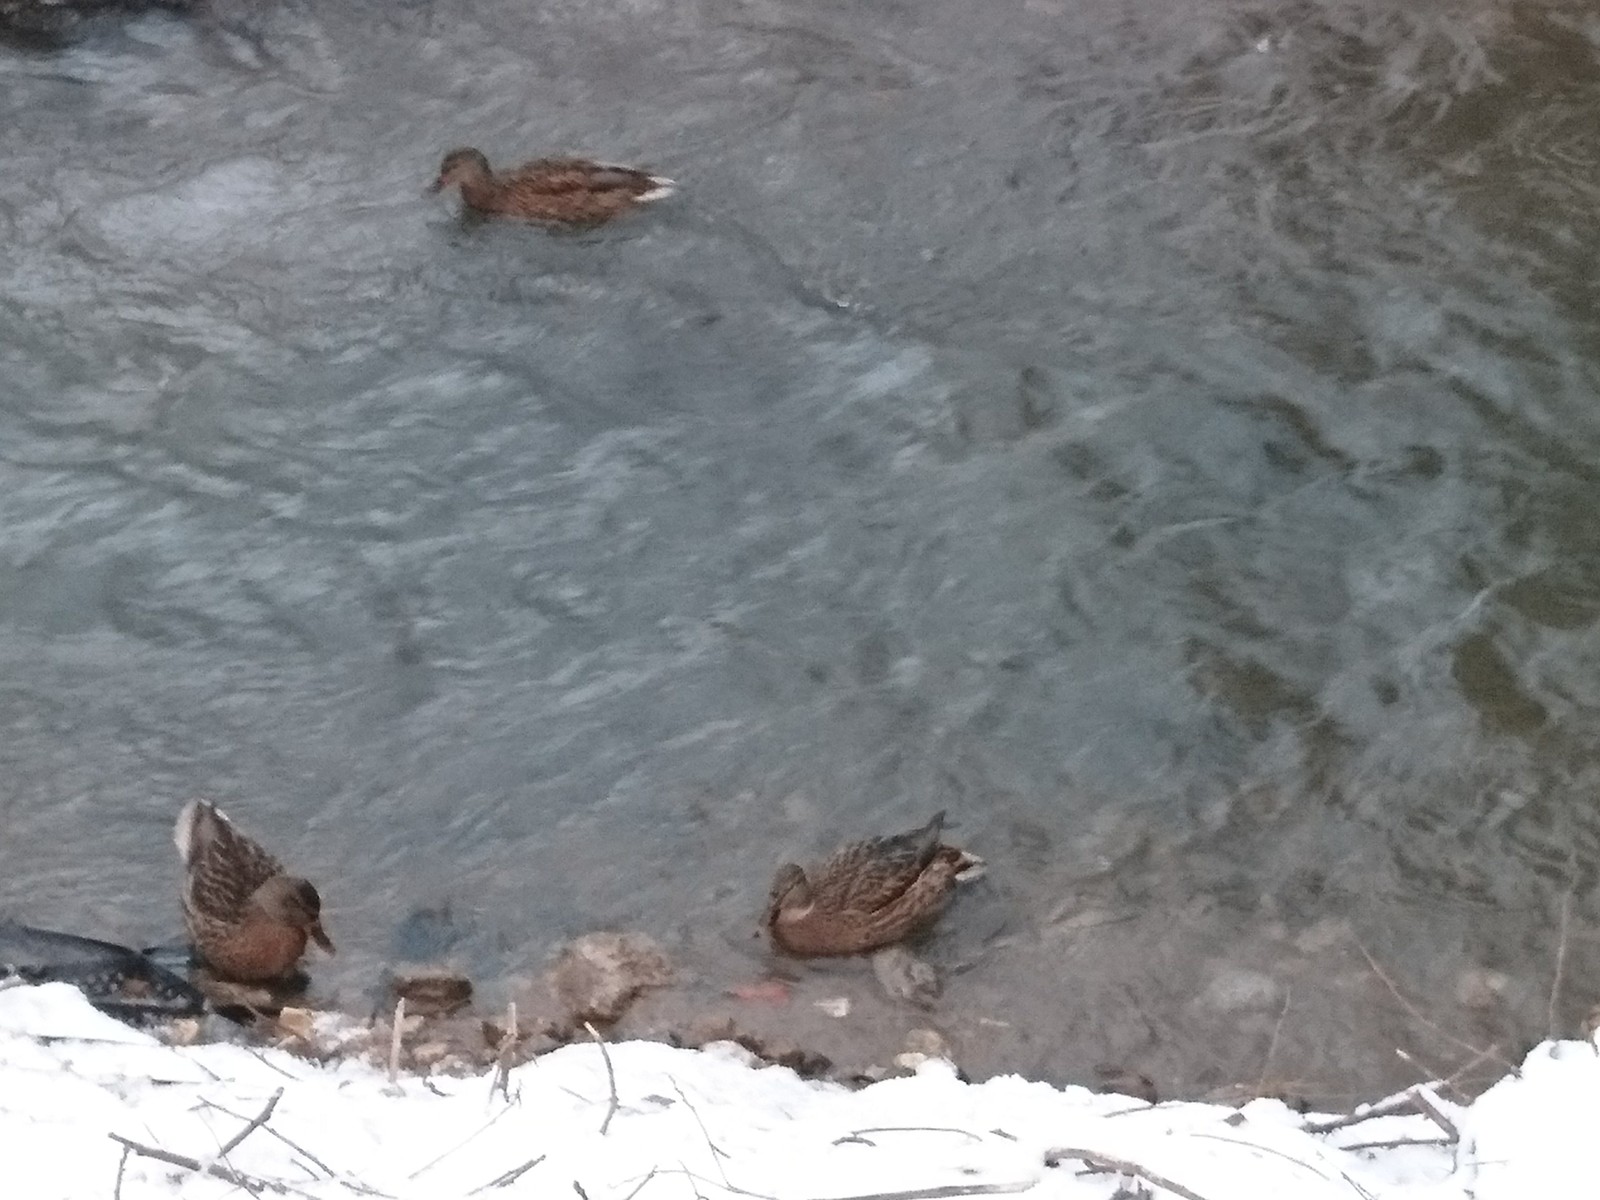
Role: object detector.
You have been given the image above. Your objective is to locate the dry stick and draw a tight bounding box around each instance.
[491,1000,519,1104]
[1303,1088,1430,1135]
[1189,1132,1377,1200]
[405,1103,517,1179]
[217,1088,285,1159]
[1255,986,1293,1094]
[670,1077,731,1179]
[198,1099,336,1178]
[583,1022,620,1136]
[1406,1084,1460,1141]
[833,1126,985,1146]
[1341,1136,1452,1152]
[106,1133,296,1197]
[388,997,407,1085]
[112,1144,130,1200]
[468,1153,547,1194]
[1046,1148,1214,1200]
[1548,887,1574,1039]
[823,1183,1038,1200]
[617,1167,659,1200]
[1355,940,1519,1077]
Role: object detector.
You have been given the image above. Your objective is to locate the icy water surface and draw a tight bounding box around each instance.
[3,0,1600,1101]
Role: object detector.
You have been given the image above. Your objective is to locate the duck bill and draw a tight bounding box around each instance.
[426,177,445,194]
[309,921,335,954]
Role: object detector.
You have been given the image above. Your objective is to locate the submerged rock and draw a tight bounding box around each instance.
[545,931,675,1027]
[0,0,194,48]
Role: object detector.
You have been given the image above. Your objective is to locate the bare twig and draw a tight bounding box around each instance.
[617,1168,659,1200]
[1355,941,1518,1076]
[1190,1133,1377,1200]
[1303,1087,1429,1134]
[198,1099,336,1178]
[584,1022,620,1136]
[1406,1084,1460,1141]
[106,1133,298,1197]
[573,1184,590,1200]
[833,1127,986,1146]
[242,1046,304,1082]
[1046,1147,1213,1200]
[388,997,407,1085]
[1549,888,1574,1039]
[1340,1136,1452,1152]
[112,1144,130,1200]
[821,1184,1037,1200]
[492,1000,519,1104]
[217,1088,285,1159]
[405,1104,515,1179]
[670,1077,731,1184]
[469,1154,546,1193]
[1256,987,1293,1093]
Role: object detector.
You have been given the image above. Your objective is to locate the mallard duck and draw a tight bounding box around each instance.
[173,799,333,983]
[428,147,676,225]
[763,811,982,957]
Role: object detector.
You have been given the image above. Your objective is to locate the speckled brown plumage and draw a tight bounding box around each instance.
[174,799,333,983]
[763,811,982,957]
[429,147,676,225]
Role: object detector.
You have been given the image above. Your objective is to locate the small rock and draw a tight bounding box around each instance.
[546,931,675,1026]
[1198,968,1284,1015]
[390,968,473,1018]
[1093,1064,1159,1104]
[814,996,851,1018]
[677,1016,739,1049]
[275,1007,316,1042]
[902,1028,951,1060]
[1455,967,1511,1011]
[727,980,792,1005]
[871,946,941,1007]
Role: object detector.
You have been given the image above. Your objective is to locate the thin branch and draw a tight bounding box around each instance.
[112,1144,130,1200]
[617,1168,659,1200]
[1046,1147,1214,1200]
[1549,887,1574,1039]
[405,1104,515,1179]
[1355,940,1519,1076]
[388,997,407,1085]
[491,1000,519,1104]
[1303,1088,1429,1134]
[1406,1084,1460,1141]
[198,1099,336,1178]
[1340,1136,1452,1152]
[469,1154,546,1194]
[217,1088,285,1159]
[106,1133,297,1197]
[670,1077,731,1186]
[1256,986,1293,1093]
[584,1022,619,1136]
[822,1184,1037,1200]
[832,1127,986,1146]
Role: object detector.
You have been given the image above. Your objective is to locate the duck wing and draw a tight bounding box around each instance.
[813,811,947,914]
[176,800,284,920]
[510,158,666,197]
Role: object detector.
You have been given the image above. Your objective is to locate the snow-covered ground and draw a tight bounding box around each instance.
[1,980,1597,1200]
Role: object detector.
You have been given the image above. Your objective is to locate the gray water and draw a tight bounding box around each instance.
[3,0,1600,1102]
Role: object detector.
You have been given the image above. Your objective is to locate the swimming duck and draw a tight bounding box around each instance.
[428,147,676,225]
[763,811,982,957]
[173,799,333,983]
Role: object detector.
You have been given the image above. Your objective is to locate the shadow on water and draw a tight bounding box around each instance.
[1,0,1599,1101]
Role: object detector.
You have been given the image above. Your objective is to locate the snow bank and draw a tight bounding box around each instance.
[1,980,1597,1199]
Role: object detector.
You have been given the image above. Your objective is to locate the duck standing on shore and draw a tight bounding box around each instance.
[174,799,334,983]
[764,811,983,957]
[429,147,676,225]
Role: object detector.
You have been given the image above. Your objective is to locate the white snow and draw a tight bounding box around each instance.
[1,979,1597,1200]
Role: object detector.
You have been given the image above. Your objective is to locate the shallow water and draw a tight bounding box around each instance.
[2,0,1600,1101]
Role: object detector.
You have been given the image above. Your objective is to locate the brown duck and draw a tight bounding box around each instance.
[429,147,676,224]
[764,811,982,957]
[174,799,334,983]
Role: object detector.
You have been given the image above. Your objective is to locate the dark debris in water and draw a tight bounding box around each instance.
[0,920,205,1022]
